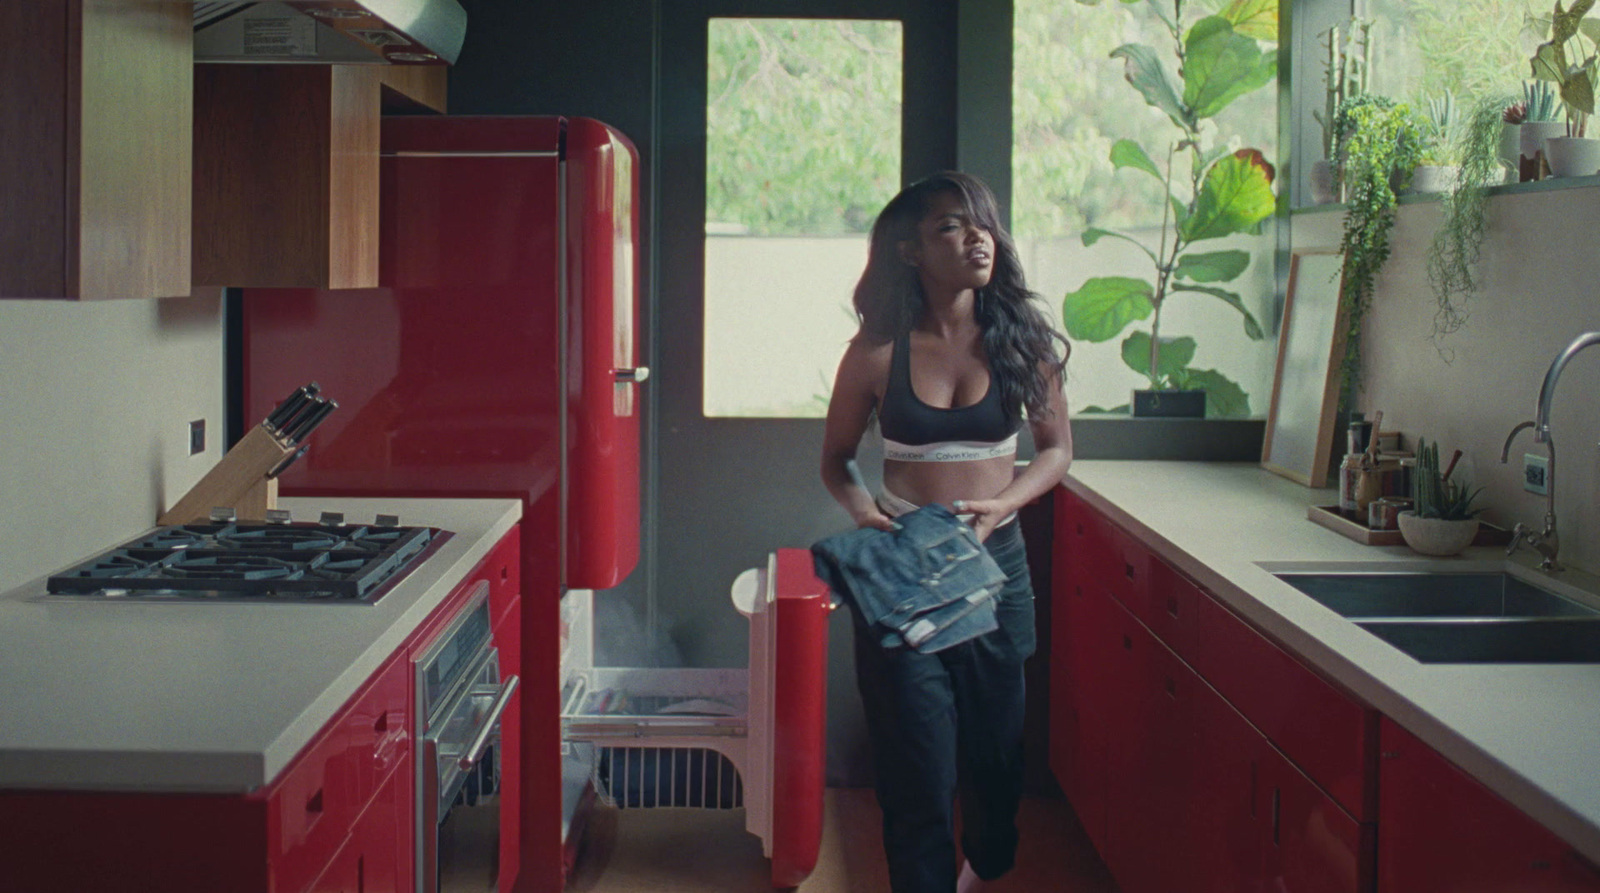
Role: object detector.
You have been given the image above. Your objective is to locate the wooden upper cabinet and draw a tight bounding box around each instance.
[0,1,192,300]
[192,64,447,290]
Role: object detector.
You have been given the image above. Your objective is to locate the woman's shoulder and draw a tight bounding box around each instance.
[837,334,894,387]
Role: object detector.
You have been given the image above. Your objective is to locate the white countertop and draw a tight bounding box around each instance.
[0,496,521,794]
[1066,461,1600,861]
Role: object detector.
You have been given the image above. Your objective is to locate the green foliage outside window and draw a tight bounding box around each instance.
[706,19,901,236]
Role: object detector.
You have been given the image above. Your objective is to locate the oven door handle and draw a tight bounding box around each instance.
[459,674,520,771]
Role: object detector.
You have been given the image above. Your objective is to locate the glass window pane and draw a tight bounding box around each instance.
[703,18,903,418]
[1012,0,1279,418]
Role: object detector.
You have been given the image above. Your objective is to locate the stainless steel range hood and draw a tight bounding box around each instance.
[194,1,466,65]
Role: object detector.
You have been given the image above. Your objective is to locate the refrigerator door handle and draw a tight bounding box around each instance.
[613,367,651,384]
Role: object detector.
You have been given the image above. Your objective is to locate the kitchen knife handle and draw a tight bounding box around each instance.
[614,367,650,384]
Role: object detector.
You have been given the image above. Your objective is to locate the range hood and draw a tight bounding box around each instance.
[194,1,466,65]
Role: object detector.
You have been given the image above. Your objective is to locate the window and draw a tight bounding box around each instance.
[702,18,903,418]
[1012,0,1280,417]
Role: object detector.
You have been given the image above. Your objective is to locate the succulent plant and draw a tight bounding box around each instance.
[1522,79,1561,123]
[1412,438,1484,521]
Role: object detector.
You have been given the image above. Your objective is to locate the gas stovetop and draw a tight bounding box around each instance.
[46,516,451,604]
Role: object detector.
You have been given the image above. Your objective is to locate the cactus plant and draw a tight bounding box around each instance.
[1412,437,1484,520]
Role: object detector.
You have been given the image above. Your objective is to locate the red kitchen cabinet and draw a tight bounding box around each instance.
[1050,488,1112,852]
[306,753,412,893]
[0,526,520,893]
[485,533,524,893]
[1049,488,1369,893]
[1377,717,1600,892]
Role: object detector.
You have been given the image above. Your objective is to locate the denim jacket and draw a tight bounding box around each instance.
[811,503,1005,653]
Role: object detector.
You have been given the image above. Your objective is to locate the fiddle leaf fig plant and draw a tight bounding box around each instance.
[1062,0,1277,418]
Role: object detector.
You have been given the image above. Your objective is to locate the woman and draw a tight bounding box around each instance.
[820,172,1072,893]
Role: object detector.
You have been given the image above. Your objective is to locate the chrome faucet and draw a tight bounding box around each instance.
[1499,331,1600,571]
[1500,420,1559,570]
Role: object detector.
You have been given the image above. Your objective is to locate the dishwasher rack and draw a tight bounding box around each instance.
[559,549,831,889]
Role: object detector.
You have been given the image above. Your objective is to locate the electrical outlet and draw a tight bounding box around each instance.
[189,419,206,456]
[1522,453,1549,495]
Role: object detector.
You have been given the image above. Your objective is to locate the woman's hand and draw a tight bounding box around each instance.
[853,509,899,532]
[952,498,1011,542]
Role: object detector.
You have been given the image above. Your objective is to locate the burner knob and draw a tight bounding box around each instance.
[375,513,400,527]
[209,507,237,523]
[265,509,294,525]
[320,511,346,527]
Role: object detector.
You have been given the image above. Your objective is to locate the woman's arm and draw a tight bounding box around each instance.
[962,363,1073,541]
[821,340,897,531]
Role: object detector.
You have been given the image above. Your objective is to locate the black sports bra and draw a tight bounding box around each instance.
[877,332,1019,448]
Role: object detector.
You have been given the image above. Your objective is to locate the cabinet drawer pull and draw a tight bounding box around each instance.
[1124,562,1135,580]
[1122,634,1132,651]
[1164,676,1176,698]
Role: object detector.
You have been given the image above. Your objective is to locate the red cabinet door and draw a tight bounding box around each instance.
[1050,489,1112,851]
[1378,717,1600,892]
[1257,739,1367,893]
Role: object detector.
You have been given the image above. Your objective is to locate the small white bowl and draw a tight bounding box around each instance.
[1397,510,1479,557]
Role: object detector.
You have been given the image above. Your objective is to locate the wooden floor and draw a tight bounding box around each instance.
[564,788,1120,893]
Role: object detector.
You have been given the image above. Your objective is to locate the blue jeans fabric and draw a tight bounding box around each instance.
[811,503,1005,653]
[849,520,1036,893]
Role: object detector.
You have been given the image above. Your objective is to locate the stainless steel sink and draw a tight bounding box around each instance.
[1355,618,1600,664]
[1271,571,1599,620]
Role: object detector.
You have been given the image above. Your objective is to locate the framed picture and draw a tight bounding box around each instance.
[1261,250,1349,487]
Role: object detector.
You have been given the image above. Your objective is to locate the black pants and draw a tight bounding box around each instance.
[851,521,1036,893]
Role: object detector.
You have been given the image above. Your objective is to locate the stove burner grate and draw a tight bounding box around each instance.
[46,523,445,602]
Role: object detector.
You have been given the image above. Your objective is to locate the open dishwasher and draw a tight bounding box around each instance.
[560,549,831,889]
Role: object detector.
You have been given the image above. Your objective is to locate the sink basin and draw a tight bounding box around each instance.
[1356,618,1600,663]
[1272,571,1599,620]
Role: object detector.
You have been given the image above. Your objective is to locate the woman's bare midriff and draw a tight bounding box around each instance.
[883,454,1017,507]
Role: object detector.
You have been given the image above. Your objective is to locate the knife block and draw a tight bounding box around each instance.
[158,425,295,525]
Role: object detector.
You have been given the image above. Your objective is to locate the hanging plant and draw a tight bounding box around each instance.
[1332,93,1424,408]
[1424,91,1517,353]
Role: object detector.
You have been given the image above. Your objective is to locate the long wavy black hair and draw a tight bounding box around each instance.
[851,171,1069,421]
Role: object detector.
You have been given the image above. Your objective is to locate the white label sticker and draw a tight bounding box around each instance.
[242,15,317,57]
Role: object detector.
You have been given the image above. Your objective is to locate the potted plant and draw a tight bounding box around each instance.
[1331,93,1425,406]
[1530,0,1600,176]
[1411,92,1461,193]
[1310,17,1373,204]
[1425,91,1518,347]
[1510,80,1565,180]
[1398,437,1485,556]
[1061,0,1277,419]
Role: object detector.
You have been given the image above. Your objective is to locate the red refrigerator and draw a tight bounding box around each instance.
[242,116,643,893]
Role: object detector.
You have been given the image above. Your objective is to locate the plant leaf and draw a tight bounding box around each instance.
[1170,284,1266,339]
[1219,0,1278,41]
[1083,227,1162,264]
[1179,151,1277,242]
[1182,17,1277,119]
[1061,277,1155,342]
[1110,138,1164,180]
[1182,368,1252,418]
[1173,249,1250,282]
[1532,41,1566,82]
[1110,42,1191,129]
[1121,331,1196,379]
[1562,68,1596,115]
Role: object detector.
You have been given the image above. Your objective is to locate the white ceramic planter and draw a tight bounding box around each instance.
[1544,136,1600,177]
[1520,121,1567,179]
[1408,164,1459,194]
[1397,511,1479,557]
